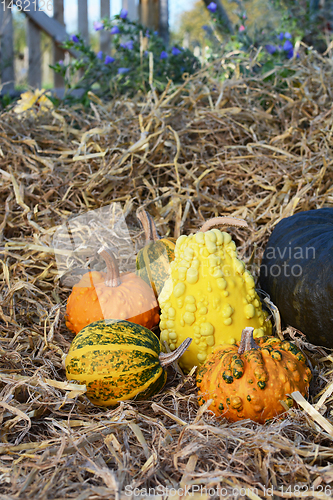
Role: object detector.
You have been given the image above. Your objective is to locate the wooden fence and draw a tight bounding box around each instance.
[0,0,168,94]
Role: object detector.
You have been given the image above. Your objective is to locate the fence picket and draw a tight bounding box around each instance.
[53,0,65,88]
[27,3,42,89]
[0,0,15,93]
[78,0,89,43]
[0,0,168,94]
[159,0,168,44]
[123,0,138,21]
[100,0,111,54]
[139,0,160,35]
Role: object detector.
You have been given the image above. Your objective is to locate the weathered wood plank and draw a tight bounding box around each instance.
[122,0,138,22]
[139,0,148,28]
[100,0,110,54]
[50,0,68,88]
[78,0,89,43]
[53,0,65,88]
[159,0,169,45]
[27,4,42,88]
[139,0,169,43]
[10,0,69,47]
[139,0,159,33]
[0,0,15,92]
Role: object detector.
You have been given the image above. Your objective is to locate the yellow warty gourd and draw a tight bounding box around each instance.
[159,218,272,373]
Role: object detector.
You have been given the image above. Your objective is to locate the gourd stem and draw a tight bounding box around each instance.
[200,216,248,233]
[98,246,121,287]
[136,208,160,243]
[238,327,260,355]
[159,337,192,368]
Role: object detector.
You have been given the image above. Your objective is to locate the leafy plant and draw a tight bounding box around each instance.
[201,1,302,84]
[269,0,333,52]
[51,10,200,104]
[0,93,14,110]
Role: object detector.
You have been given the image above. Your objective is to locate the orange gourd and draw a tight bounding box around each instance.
[197,327,312,424]
[66,247,159,334]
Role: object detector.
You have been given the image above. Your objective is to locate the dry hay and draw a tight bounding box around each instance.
[0,48,333,499]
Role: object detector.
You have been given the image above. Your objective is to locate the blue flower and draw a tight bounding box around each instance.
[278,32,292,41]
[265,44,277,54]
[97,51,103,60]
[105,55,115,64]
[110,26,120,35]
[171,47,182,56]
[283,40,293,52]
[71,35,79,43]
[119,8,128,19]
[118,67,130,74]
[120,40,134,50]
[94,21,104,31]
[160,51,168,59]
[286,49,294,59]
[207,2,217,13]
[145,29,150,38]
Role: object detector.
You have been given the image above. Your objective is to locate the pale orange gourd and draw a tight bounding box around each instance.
[65,247,159,334]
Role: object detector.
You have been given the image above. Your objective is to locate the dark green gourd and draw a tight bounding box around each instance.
[260,208,333,347]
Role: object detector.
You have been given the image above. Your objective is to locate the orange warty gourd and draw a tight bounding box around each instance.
[66,247,160,334]
[197,327,312,424]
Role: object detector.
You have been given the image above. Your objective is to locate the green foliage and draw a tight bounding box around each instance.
[0,93,14,110]
[171,0,333,90]
[173,1,302,93]
[51,13,200,104]
[175,1,281,51]
[269,0,333,52]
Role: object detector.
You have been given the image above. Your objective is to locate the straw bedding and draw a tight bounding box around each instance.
[0,49,333,499]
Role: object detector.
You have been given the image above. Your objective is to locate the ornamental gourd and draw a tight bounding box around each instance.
[65,319,192,406]
[66,247,159,334]
[159,217,272,373]
[260,208,333,348]
[197,327,312,424]
[136,208,176,298]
